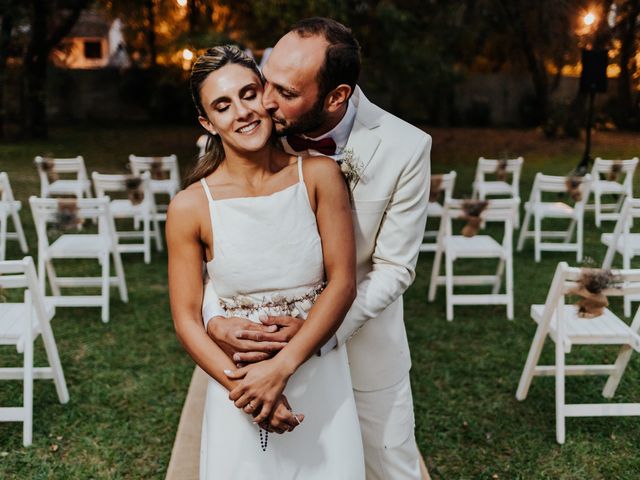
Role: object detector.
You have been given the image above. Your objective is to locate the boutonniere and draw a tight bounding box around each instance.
[336,148,363,189]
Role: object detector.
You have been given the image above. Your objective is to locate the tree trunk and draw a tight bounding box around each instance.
[0,9,14,139]
[617,0,640,126]
[188,0,198,35]
[146,0,157,68]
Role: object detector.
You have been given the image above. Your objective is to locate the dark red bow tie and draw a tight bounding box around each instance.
[286,135,337,155]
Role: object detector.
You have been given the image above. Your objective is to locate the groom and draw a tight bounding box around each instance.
[202,17,431,480]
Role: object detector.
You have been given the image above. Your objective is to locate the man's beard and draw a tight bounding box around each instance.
[273,95,327,137]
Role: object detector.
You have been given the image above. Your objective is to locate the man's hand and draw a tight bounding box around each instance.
[232,315,304,364]
[206,315,286,363]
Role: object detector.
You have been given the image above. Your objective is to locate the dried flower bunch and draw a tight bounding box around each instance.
[336,148,363,188]
[607,161,623,182]
[41,157,59,183]
[495,159,508,182]
[429,175,443,203]
[460,200,489,237]
[150,158,168,180]
[565,175,583,202]
[125,176,144,205]
[569,268,620,318]
[55,199,83,231]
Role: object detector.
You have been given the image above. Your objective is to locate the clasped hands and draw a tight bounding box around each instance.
[208,314,304,434]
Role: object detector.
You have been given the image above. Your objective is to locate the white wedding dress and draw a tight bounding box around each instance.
[199,158,365,479]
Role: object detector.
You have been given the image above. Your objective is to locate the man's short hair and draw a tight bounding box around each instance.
[289,17,361,100]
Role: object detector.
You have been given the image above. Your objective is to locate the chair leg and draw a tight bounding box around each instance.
[38,254,46,294]
[23,309,34,447]
[565,219,576,244]
[45,260,61,297]
[101,253,110,323]
[505,255,514,320]
[40,323,70,404]
[517,210,531,252]
[0,212,7,261]
[595,191,601,227]
[143,216,151,264]
[492,259,504,295]
[152,213,163,252]
[576,217,583,263]
[113,250,128,303]
[11,211,29,253]
[445,254,454,321]
[534,213,542,263]
[428,247,443,302]
[555,331,566,444]
[516,323,547,400]
[602,345,633,399]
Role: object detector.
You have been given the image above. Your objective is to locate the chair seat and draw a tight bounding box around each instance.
[48,234,112,257]
[150,180,177,194]
[427,202,443,217]
[0,300,56,344]
[525,201,575,218]
[0,200,21,212]
[531,304,638,345]
[109,199,147,217]
[48,180,91,195]
[475,181,514,196]
[594,180,626,194]
[446,235,505,258]
[601,232,640,253]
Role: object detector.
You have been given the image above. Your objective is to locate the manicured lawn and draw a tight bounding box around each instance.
[1,125,639,479]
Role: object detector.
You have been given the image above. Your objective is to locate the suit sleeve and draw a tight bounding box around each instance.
[202,276,226,329]
[335,133,431,346]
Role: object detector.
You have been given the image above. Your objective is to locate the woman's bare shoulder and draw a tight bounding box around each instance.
[168,183,206,218]
[302,155,342,182]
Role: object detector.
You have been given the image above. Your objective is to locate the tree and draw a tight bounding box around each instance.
[0,1,17,139]
[21,0,89,138]
[614,0,640,127]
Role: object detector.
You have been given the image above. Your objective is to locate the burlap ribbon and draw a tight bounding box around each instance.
[150,157,168,180]
[568,268,619,318]
[429,175,443,203]
[56,199,83,231]
[125,177,144,205]
[565,176,583,202]
[460,200,488,237]
[41,158,59,183]
[495,159,508,182]
[607,162,623,182]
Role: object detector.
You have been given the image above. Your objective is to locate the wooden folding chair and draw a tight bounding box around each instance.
[517,173,592,263]
[587,157,638,227]
[92,171,163,264]
[29,196,128,323]
[420,171,456,253]
[0,172,29,261]
[516,262,640,443]
[0,256,69,446]
[34,156,93,199]
[428,198,519,320]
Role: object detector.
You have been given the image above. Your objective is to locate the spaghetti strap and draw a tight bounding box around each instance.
[200,178,215,203]
[297,156,304,182]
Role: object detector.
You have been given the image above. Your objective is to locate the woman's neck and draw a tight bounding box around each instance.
[220,144,287,188]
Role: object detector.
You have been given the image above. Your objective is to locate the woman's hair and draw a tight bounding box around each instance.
[184,45,263,187]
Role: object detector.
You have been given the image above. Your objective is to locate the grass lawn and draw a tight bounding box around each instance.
[1,124,640,479]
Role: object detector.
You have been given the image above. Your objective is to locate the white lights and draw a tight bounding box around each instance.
[583,12,596,26]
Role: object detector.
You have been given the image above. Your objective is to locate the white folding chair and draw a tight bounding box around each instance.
[601,198,640,316]
[517,173,592,263]
[428,198,519,321]
[29,196,128,323]
[588,157,638,227]
[92,171,163,264]
[34,156,93,199]
[420,171,456,253]
[516,262,640,444]
[472,156,524,227]
[0,172,29,261]
[0,256,69,446]
[128,154,180,221]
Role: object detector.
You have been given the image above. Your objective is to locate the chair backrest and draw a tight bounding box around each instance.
[92,171,155,207]
[0,172,17,203]
[0,257,48,329]
[441,197,520,247]
[430,171,457,204]
[591,157,638,189]
[528,173,592,209]
[34,156,88,197]
[537,262,640,332]
[128,154,180,184]
[475,157,524,191]
[602,197,640,269]
[29,196,117,249]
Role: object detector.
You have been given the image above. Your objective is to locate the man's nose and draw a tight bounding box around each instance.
[262,82,278,113]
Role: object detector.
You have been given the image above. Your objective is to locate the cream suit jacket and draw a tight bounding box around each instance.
[202,87,431,392]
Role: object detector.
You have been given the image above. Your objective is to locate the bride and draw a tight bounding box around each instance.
[167,45,365,479]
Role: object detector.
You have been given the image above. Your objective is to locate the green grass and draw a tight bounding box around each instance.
[1,125,640,479]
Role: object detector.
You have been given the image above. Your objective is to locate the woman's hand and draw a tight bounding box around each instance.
[258,395,305,434]
[225,356,296,424]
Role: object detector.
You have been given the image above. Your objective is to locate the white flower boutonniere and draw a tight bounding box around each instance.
[336,148,363,189]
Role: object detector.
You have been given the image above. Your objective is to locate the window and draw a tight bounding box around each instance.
[84,40,102,59]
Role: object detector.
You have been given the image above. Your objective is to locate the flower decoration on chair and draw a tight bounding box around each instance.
[565,175,583,202]
[429,175,443,203]
[495,159,508,182]
[41,157,59,183]
[568,268,621,318]
[607,161,623,182]
[150,158,168,180]
[125,176,144,205]
[460,200,489,237]
[55,199,84,231]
